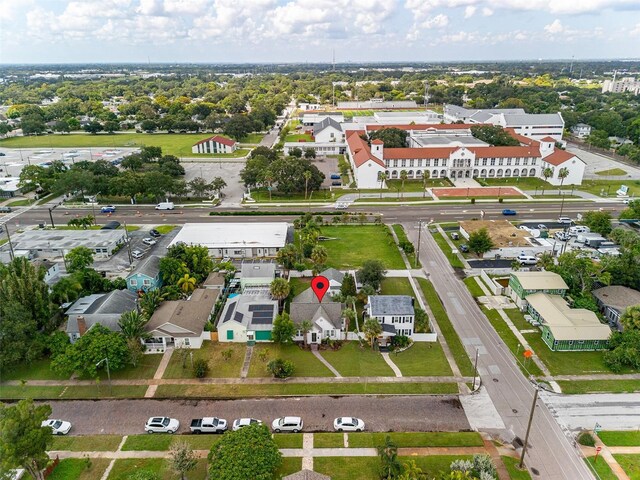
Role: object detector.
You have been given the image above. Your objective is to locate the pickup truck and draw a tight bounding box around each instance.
[190,417,228,434]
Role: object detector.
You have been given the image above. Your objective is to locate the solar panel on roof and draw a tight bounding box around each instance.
[234,311,244,323]
[223,302,237,323]
[248,304,274,312]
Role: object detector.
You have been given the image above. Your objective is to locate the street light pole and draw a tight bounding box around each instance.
[1,225,15,261]
[48,207,55,228]
[519,383,539,469]
[472,348,480,390]
[416,220,423,263]
[96,357,112,395]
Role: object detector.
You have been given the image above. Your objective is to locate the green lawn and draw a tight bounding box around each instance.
[122,434,221,451]
[391,342,453,376]
[163,341,246,379]
[285,133,314,142]
[417,278,474,376]
[273,433,303,448]
[155,381,457,397]
[315,457,380,480]
[347,432,483,448]
[320,341,394,377]
[240,133,264,144]
[432,231,465,268]
[595,168,627,176]
[481,307,544,377]
[478,177,551,190]
[569,179,640,198]
[400,455,474,478]
[50,435,122,451]
[463,277,485,297]
[387,179,453,192]
[319,225,406,270]
[275,458,303,479]
[558,380,640,394]
[314,433,345,448]
[289,277,311,297]
[0,357,69,382]
[392,224,419,268]
[380,277,415,297]
[60,385,148,399]
[248,343,333,378]
[585,456,618,480]
[615,454,640,479]
[598,431,640,447]
[250,189,335,203]
[107,458,208,480]
[7,198,32,207]
[87,354,163,381]
[48,458,111,480]
[0,132,249,158]
[0,385,66,399]
[502,456,532,479]
[153,225,176,234]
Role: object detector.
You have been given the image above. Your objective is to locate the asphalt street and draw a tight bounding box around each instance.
[406,225,595,480]
[47,396,470,435]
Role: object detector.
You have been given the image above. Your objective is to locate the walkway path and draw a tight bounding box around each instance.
[582,435,633,480]
[240,346,253,378]
[145,347,174,398]
[99,435,128,480]
[311,350,342,378]
[381,353,403,377]
[302,433,314,470]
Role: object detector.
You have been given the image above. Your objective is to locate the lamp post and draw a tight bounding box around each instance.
[96,357,112,394]
[48,207,55,228]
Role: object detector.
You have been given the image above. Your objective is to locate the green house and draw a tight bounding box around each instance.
[217,294,277,344]
[526,293,611,351]
[508,271,569,309]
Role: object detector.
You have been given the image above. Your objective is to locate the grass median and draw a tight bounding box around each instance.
[314,433,345,448]
[50,435,123,451]
[597,431,640,447]
[122,434,221,451]
[47,458,111,480]
[432,231,464,269]
[557,380,640,394]
[392,224,420,268]
[417,278,474,376]
[154,381,458,398]
[347,432,483,448]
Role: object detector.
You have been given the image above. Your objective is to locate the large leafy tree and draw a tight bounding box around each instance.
[65,246,94,273]
[549,251,611,295]
[51,324,129,378]
[208,424,282,480]
[468,228,494,257]
[271,313,295,344]
[357,260,387,290]
[0,399,52,480]
[169,441,197,480]
[266,157,325,194]
[0,301,41,369]
[164,244,213,284]
[340,273,357,297]
[368,127,408,148]
[469,125,519,146]
[620,305,640,331]
[583,210,613,236]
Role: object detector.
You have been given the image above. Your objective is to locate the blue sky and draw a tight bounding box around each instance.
[0,0,638,63]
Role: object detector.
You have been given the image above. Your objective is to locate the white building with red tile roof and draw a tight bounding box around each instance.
[191,135,237,154]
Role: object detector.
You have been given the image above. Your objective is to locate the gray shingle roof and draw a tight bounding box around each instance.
[290,288,343,329]
[320,268,345,284]
[132,255,161,279]
[368,295,414,316]
[146,288,219,337]
[218,294,278,330]
[592,286,640,312]
[313,117,341,136]
[66,289,138,335]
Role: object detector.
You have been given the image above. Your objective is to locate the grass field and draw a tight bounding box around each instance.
[478,177,551,190]
[7,198,32,207]
[387,179,453,193]
[50,435,123,451]
[0,133,252,158]
[380,277,416,297]
[320,341,393,377]
[0,385,66,399]
[153,225,176,234]
[107,458,208,480]
[615,454,640,479]
[48,458,111,480]
[248,343,333,378]
[0,357,69,382]
[314,433,345,448]
[502,456,533,479]
[392,342,453,376]
[392,224,419,268]
[598,431,640,447]
[347,432,483,448]
[285,133,314,142]
[250,188,335,203]
[432,230,465,268]
[417,278,474,376]
[122,434,221,451]
[163,341,246,379]
[565,179,640,198]
[273,433,303,448]
[585,456,618,480]
[596,168,627,176]
[276,458,303,478]
[84,354,163,381]
[155,382,458,397]
[558,380,640,394]
[320,225,406,270]
[463,277,485,297]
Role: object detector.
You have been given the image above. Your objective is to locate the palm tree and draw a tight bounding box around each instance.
[177,273,196,294]
[303,170,312,200]
[264,173,274,201]
[300,319,313,348]
[139,289,165,318]
[378,435,402,480]
[542,167,553,194]
[399,170,408,199]
[342,308,356,339]
[363,318,382,349]
[310,245,328,275]
[270,278,291,304]
[118,310,150,341]
[557,167,569,194]
[378,172,388,199]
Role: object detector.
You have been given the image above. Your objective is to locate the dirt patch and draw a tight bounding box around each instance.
[460,219,530,248]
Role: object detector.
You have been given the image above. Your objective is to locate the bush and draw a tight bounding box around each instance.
[391,335,411,349]
[470,198,476,204]
[192,358,209,378]
[577,432,595,447]
[498,197,504,203]
[267,358,294,378]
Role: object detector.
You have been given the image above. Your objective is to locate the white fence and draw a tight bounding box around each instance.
[480,270,504,295]
[411,333,438,342]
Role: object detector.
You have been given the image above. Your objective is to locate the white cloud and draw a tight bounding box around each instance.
[464,6,476,17]
[631,22,640,36]
[482,7,493,16]
[544,19,564,34]
[422,14,449,28]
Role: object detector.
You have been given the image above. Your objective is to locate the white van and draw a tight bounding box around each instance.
[557,216,572,225]
[568,225,590,236]
[517,253,538,265]
[155,202,175,210]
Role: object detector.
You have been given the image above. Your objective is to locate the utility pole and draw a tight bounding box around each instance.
[416,220,423,261]
[2,225,15,261]
[472,348,479,390]
[519,383,539,469]
[123,221,133,265]
[48,207,55,228]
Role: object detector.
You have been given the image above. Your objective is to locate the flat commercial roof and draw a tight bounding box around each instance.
[8,228,125,250]
[169,223,289,249]
[512,272,568,291]
[527,293,611,341]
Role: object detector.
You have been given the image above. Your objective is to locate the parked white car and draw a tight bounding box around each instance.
[333,417,365,432]
[142,237,157,246]
[132,249,144,259]
[145,417,179,434]
[271,416,303,433]
[232,418,262,431]
[41,419,72,435]
[517,253,538,265]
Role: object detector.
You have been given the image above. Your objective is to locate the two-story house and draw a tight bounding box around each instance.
[366,295,415,338]
[508,271,569,310]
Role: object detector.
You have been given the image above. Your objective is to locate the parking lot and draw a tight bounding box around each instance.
[312,155,340,188]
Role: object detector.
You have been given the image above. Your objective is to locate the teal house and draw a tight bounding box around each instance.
[127,255,162,293]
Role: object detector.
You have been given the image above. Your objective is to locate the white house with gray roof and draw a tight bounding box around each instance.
[366,295,415,337]
[290,289,344,344]
[65,289,138,342]
[320,268,345,296]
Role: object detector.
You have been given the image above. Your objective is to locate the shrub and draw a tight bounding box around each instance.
[391,335,411,349]
[267,358,294,378]
[498,197,504,203]
[192,358,209,378]
[470,198,476,204]
[578,432,595,447]
[222,348,233,361]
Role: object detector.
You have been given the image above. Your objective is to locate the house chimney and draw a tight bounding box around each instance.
[77,316,87,337]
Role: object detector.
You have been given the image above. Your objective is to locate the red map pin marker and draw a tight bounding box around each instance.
[311,275,330,303]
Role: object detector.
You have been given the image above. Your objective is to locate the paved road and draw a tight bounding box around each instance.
[541,392,640,432]
[46,396,469,435]
[0,200,624,235]
[406,225,594,479]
